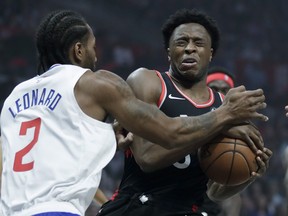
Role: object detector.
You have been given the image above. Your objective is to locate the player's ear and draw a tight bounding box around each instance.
[72,42,84,63]
[167,48,171,62]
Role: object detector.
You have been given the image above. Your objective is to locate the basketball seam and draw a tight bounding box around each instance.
[226,138,236,185]
[203,150,233,177]
[240,151,258,176]
[199,137,256,186]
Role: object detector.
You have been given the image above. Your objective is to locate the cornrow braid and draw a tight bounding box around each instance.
[36,10,89,73]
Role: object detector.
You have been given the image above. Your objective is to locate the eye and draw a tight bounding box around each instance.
[195,40,205,47]
[175,39,187,47]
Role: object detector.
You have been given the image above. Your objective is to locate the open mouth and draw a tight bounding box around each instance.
[182,58,196,64]
[181,58,197,68]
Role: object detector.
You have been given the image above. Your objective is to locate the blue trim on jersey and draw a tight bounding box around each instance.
[33,212,80,216]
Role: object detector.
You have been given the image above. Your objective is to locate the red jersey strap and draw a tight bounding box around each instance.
[155,71,167,108]
[218,91,225,102]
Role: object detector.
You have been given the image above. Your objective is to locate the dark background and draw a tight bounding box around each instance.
[1,0,287,215]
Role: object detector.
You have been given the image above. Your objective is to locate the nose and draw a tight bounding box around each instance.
[185,41,196,53]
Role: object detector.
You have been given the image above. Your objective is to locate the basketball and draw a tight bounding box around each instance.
[198,135,259,186]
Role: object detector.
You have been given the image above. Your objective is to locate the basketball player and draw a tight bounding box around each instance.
[206,66,235,95]
[0,10,268,216]
[97,9,272,216]
[199,66,241,216]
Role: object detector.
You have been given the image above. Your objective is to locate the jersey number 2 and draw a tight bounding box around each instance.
[13,118,41,172]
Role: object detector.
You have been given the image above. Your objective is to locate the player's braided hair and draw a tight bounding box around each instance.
[36,10,89,73]
[161,8,220,56]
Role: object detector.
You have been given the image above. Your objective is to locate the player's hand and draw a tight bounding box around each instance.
[250,147,273,179]
[222,86,268,123]
[285,105,288,117]
[223,122,264,154]
[113,120,133,151]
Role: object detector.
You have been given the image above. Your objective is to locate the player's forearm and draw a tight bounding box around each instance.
[166,106,231,151]
[132,135,211,172]
[131,137,188,172]
[207,179,253,202]
[115,99,229,151]
[131,109,232,172]
[94,189,109,205]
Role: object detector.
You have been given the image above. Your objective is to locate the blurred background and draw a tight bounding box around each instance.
[1,0,288,215]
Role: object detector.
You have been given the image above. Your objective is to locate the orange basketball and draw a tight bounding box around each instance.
[198,136,259,186]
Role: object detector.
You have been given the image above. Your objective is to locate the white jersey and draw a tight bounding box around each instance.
[0,64,117,216]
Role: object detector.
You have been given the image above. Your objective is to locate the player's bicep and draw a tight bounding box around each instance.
[96,72,149,124]
[102,79,136,115]
[95,70,178,149]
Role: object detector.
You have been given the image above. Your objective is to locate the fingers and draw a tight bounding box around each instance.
[244,133,263,154]
[249,113,269,122]
[263,147,273,158]
[250,156,265,178]
[247,124,264,149]
[113,120,121,131]
[125,132,134,143]
[228,87,264,99]
[223,87,269,123]
[244,89,264,97]
[251,100,267,109]
[251,147,273,178]
[113,120,132,150]
[242,125,264,154]
[252,128,264,147]
[245,136,258,154]
[227,85,246,94]
[246,92,266,112]
[247,100,268,122]
[224,124,264,153]
[256,148,272,167]
[117,132,133,150]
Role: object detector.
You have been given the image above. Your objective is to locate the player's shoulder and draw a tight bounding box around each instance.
[131,67,154,74]
[128,67,157,78]
[126,68,162,101]
[127,67,160,85]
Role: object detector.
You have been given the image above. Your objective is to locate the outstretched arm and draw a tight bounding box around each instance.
[78,69,267,152]
[131,124,265,172]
